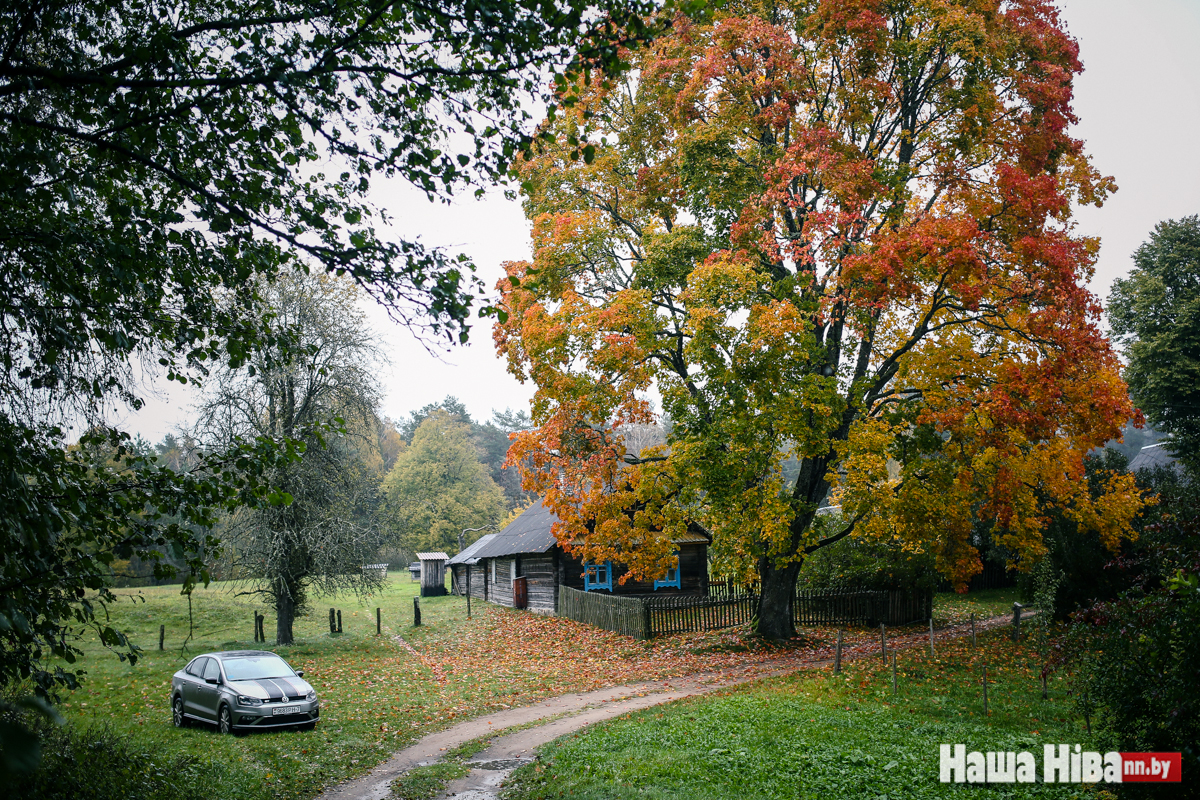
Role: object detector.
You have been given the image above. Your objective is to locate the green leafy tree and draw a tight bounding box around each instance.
[0,0,675,766]
[194,273,388,645]
[399,397,534,508]
[1109,217,1200,474]
[382,410,506,554]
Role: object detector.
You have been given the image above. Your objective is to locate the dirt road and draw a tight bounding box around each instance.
[316,613,1019,800]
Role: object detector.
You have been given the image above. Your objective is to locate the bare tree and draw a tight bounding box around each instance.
[194,272,387,644]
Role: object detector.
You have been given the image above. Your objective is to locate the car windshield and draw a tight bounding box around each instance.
[222,656,296,681]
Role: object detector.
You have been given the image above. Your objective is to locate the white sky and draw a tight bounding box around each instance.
[122,0,1200,443]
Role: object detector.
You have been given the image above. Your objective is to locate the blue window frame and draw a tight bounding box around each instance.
[653,561,681,590]
[583,561,612,591]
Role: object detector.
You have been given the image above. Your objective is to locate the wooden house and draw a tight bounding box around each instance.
[447,499,711,614]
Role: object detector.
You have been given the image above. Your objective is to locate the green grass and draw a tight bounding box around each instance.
[15,578,1036,800]
[502,626,1106,800]
[27,573,494,800]
[933,587,1023,626]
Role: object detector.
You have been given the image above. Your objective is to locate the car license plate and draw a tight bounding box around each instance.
[272,706,302,716]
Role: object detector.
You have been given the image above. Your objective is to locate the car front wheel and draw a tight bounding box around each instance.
[172,696,187,728]
[218,705,233,735]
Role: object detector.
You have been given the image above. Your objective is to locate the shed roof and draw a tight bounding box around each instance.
[415,551,449,561]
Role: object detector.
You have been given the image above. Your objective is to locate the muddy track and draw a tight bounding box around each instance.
[316,613,1022,800]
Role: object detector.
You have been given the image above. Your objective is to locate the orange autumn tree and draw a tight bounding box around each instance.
[495,0,1146,638]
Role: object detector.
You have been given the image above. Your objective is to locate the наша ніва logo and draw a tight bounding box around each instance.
[939,744,1181,784]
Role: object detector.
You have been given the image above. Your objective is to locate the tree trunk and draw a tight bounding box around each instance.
[275,578,296,645]
[756,559,802,639]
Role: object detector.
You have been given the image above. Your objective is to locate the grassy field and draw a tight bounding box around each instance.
[502,624,1101,800]
[22,574,478,800]
[12,578,1026,800]
[932,587,1024,626]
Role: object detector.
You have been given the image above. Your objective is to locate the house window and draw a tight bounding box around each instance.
[653,559,681,590]
[583,561,612,592]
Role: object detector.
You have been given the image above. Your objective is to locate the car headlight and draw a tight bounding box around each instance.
[305,691,316,702]
[236,695,263,707]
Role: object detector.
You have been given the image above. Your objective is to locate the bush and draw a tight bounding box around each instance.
[1066,492,1200,796]
[1018,449,1198,618]
[6,712,222,800]
[799,515,938,591]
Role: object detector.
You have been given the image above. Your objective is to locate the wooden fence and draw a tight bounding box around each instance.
[559,585,933,639]
[793,588,932,627]
[793,589,879,626]
[647,592,758,636]
[558,586,650,640]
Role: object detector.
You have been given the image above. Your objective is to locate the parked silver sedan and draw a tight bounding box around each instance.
[171,650,320,734]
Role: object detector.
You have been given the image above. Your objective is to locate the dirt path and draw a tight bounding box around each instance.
[316,613,1020,800]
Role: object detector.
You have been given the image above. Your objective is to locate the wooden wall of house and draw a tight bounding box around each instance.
[521,554,556,613]
[475,564,489,600]
[456,564,488,600]
[558,542,708,595]
[489,558,514,607]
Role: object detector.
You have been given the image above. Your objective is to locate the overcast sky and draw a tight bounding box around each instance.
[123,0,1200,443]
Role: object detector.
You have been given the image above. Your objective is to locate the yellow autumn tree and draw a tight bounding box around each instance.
[495,0,1147,637]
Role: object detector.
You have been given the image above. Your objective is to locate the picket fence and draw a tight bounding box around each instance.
[557,585,933,639]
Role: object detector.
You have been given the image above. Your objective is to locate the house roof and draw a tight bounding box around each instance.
[1128,443,1182,474]
[446,533,499,566]
[453,501,561,563]
[415,551,449,561]
[447,499,713,564]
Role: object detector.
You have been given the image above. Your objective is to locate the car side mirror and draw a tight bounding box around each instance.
[205,677,219,685]
[296,670,304,678]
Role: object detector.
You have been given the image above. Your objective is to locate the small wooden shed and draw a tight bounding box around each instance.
[415,551,449,597]
[447,500,710,615]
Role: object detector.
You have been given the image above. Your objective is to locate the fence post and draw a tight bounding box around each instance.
[337,609,343,633]
[983,665,989,716]
[413,597,421,627]
[1012,602,1023,642]
[376,607,381,635]
[929,618,935,656]
[891,653,897,697]
[329,608,336,634]
[642,599,652,641]
[258,613,265,642]
[834,629,843,675]
[880,623,887,662]
[159,624,165,651]
[970,612,976,649]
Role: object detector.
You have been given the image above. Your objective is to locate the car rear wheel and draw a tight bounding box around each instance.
[172,696,187,728]
[218,705,233,735]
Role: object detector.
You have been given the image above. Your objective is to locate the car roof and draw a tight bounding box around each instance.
[192,650,281,660]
